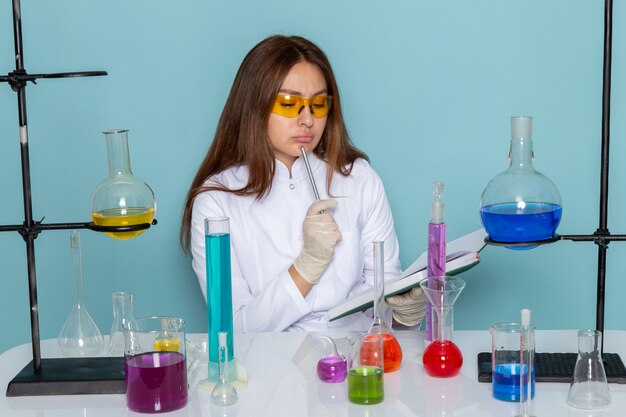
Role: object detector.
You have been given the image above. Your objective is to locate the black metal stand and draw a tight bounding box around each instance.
[1,0,155,396]
[479,0,626,384]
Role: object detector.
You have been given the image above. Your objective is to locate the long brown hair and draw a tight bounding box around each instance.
[180,35,368,252]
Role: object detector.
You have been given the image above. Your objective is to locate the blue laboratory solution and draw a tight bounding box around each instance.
[206,233,234,365]
[492,363,535,402]
[480,202,562,250]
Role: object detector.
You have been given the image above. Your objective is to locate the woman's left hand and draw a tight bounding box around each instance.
[385,287,426,327]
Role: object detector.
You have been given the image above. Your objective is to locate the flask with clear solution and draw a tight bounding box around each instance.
[105,291,134,356]
[479,116,562,249]
[90,129,156,240]
[58,231,104,356]
[567,329,611,410]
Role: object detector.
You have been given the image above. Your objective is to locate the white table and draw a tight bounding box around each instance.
[1,330,625,416]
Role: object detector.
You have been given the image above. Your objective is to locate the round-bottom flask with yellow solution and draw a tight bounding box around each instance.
[90,130,155,239]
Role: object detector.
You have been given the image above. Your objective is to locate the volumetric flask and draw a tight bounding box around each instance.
[567,329,611,410]
[58,231,104,357]
[347,334,384,405]
[367,241,402,373]
[90,129,156,240]
[479,116,562,249]
[489,322,535,402]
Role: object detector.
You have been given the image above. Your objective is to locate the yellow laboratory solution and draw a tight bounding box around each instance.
[154,336,180,352]
[91,207,155,240]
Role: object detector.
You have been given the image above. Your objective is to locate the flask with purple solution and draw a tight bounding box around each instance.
[316,336,347,383]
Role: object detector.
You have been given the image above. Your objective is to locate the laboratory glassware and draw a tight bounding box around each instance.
[489,321,535,402]
[105,291,134,356]
[211,331,238,406]
[518,309,535,417]
[420,276,465,377]
[90,129,156,240]
[426,181,446,343]
[124,316,187,413]
[367,241,403,373]
[567,329,611,410]
[205,217,236,382]
[316,335,347,383]
[347,334,384,405]
[58,230,104,357]
[479,116,562,249]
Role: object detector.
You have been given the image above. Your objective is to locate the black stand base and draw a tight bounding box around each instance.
[477,352,626,384]
[6,357,126,397]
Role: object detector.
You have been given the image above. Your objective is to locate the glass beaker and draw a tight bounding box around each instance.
[90,129,156,240]
[489,322,535,402]
[367,241,402,373]
[124,316,187,413]
[479,116,562,249]
[105,291,134,356]
[347,334,384,405]
[419,276,465,377]
[567,329,611,410]
[58,230,104,356]
[206,217,236,382]
[316,335,347,383]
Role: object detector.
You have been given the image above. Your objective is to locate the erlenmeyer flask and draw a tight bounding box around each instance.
[419,276,465,377]
[567,329,611,410]
[90,129,156,240]
[366,241,402,373]
[105,291,134,356]
[479,116,562,249]
[58,231,104,356]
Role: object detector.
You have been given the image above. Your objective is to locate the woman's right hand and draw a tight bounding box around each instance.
[293,199,342,285]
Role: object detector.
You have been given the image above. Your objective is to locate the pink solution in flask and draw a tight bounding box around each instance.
[316,336,347,383]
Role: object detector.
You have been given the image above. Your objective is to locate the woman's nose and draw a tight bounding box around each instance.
[298,106,314,128]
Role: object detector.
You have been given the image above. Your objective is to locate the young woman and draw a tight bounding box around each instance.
[181,35,424,332]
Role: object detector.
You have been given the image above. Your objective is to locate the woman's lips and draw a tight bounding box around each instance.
[293,134,313,143]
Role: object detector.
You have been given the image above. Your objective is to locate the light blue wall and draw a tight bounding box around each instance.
[1,0,625,354]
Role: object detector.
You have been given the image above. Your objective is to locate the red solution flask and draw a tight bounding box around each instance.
[366,241,403,373]
[420,277,466,378]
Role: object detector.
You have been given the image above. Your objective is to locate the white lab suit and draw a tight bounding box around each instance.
[190,153,401,332]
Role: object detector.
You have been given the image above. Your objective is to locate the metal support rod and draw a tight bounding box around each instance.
[1,0,114,375]
[0,220,156,234]
[12,0,42,372]
[596,0,613,351]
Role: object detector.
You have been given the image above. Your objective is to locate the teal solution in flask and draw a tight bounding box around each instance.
[205,217,235,381]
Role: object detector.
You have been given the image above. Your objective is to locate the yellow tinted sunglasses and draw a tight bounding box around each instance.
[271,93,333,118]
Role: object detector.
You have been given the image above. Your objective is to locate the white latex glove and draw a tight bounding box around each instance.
[385,287,426,327]
[293,199,342,285]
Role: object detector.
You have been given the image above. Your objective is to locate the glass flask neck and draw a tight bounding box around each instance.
[372,241,386,324]
[578,329,601,355]
[435,306,454,341]
[70,231,85,307]
[509,137,534,170]
[112,292,134,322]
[104,130,132,176]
